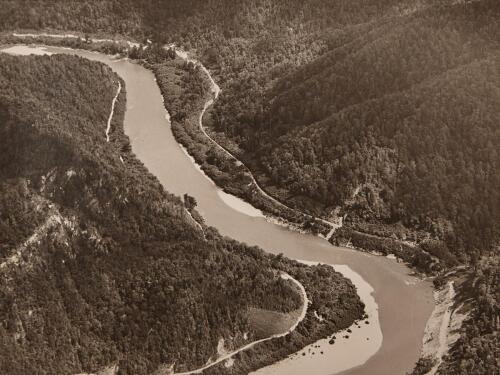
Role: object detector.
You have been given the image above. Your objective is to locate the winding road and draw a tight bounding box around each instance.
[10,33,341,238]
[170,46,342,240]
[3,39,435,375]
[174,273,309,374]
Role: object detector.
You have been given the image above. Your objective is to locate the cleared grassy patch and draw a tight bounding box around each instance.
[247,306,302,340]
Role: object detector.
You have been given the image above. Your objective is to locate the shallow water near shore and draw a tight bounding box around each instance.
[3,44,434,375]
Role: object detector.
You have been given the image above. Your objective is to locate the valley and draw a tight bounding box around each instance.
[0,1,498,374]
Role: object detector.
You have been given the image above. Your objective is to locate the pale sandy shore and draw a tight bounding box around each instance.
[251,261,382,375]
[419,281,468,375]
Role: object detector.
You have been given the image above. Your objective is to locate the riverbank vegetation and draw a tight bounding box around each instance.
[0,53,363,375]
[3,2,498,269]
[152,58,331,236]
[1,0,499,373]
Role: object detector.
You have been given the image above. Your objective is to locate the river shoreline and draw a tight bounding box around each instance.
[1,38,436,375]
[252,261,382,375]
[163,45,341,239]
[2,43,367,374]
[2,31,426,272]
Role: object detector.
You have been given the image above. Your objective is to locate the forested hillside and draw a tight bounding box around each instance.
[235,2,500,260]
[0,53,362,375]
[412,256,499,375]
[5,2,499,263]
[210,1,500,265]
[1,1,499,374]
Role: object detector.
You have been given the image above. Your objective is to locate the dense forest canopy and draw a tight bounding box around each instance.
[4,0,496,261]
[209,1,500,263]
[0,53,362,375]
[0,1,499,374]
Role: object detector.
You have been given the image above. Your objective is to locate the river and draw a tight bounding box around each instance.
[2,44,434,375]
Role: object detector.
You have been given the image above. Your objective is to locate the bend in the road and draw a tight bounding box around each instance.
[170,46,341,239]
[173,272,309,375]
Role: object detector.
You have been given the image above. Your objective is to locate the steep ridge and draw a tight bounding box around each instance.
[210,1,500,270]
[0,1,498,374]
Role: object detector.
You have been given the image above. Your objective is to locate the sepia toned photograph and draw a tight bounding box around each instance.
[0,1,498,375]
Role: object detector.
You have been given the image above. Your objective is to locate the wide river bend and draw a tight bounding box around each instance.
[3,45,434,375]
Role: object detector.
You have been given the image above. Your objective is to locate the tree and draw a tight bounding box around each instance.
[183,193,197,211]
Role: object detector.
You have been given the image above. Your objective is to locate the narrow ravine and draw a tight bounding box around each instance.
[185,209,205,236]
